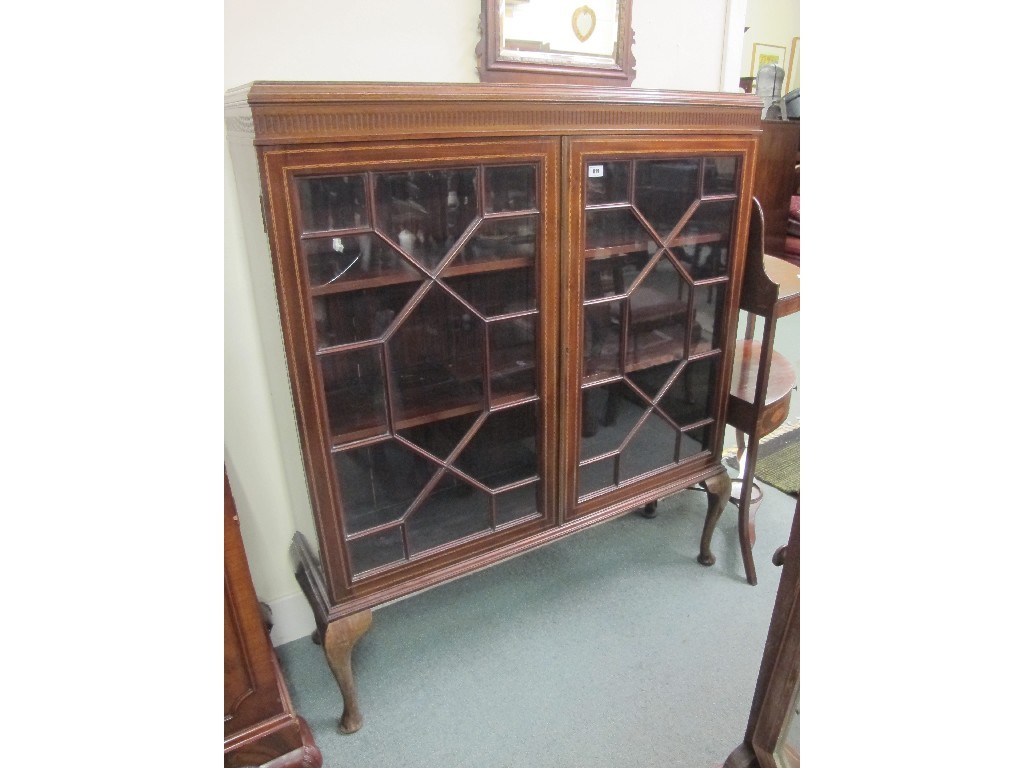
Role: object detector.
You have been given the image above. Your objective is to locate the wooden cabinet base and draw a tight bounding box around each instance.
[225,712,322,768]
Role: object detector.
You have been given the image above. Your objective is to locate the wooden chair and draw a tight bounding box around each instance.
[700,198,799,585]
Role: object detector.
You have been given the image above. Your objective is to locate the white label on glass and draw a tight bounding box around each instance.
[588,164,604,178]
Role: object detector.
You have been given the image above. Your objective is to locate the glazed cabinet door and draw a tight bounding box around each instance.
[262,139,561,604]
[562,137,753,518]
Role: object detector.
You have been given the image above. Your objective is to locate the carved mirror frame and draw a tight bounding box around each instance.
[477,0,636,85]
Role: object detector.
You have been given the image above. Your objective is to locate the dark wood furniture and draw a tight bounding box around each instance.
[225,81,763,731]
[701,200,799,586]
[751,120,799,259]
[225,471,322,768]
[724,500,800,767]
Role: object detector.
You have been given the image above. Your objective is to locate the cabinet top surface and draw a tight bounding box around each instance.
[226,80,762,110]
[225,82,763,145]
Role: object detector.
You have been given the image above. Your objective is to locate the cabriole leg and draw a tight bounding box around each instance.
[698,469,731,566]
[323,610,373,734]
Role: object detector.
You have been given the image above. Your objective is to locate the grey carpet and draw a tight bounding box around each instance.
[276,478,797,768]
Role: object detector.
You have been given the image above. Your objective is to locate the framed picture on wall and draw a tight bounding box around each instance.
[785,37,800,92]
[750,43,787,76]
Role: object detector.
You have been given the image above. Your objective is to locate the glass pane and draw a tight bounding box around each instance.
[388,285,486,425]
[618,411,678,482]
[580,380,644,460]
[673,198,735,279]
[490,315,537,398]
[680,423,711,461]
[406,472,491,555]
[627,258,692,370]
[305,233,417,289]
[320,347,387,441]
[704,156,739,195]
[298,175,367,232]
[312,281,421,349]
[626,360,679,404]
[585,161,630,206]
[376,168,479,270]
[443,266,536,318]
[448,215,537,269]
[583,301,622,380]
[585,249,657,300]
[635,159,701,238]
[577,456,615,500]
[484,165,537,212]
[348,527,406,574]
[495,482,540,526]
[658,356,718,429]
[585,208,654,254]
[692,283,725,356]
[333,441,439,534]
[455,403,538,489]
[398,410,481,464]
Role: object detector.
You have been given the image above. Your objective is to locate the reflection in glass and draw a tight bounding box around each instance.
[388,285,485,424]
[635,159,701,238]
[455,403,538,489]
[495,482,540,526]
[692,283,724,356]
[334,441,439,534]
[675,198,735,278]
[577,456,615,499]
[305,233,417,289]
[298,175,367,232]
[618,410,677,482]
[443,267,536,318]
[484,165,537,212]
[580,380,641,458]
[448,215,537,269]
[679,423,710,461]
[320,347,387,441]
[490,315,537,398]
[704,156,739,194]
[406,472,491,555]
[658,356,718,429]
[398,411,480,464]
[585,208,653,253]
[313,281,421,349]
[348,527,406,574]
[500,0,620,60]
[583,301,622,379]
[585,161,629,205]
[627,257,691,369]
[376,168,478,269]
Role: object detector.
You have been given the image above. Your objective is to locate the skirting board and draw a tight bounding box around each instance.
[268,591,318,648]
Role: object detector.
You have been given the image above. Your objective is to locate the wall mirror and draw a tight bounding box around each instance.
[477,0,635,85]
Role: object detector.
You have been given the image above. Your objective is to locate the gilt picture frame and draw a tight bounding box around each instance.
[750,42,787,76]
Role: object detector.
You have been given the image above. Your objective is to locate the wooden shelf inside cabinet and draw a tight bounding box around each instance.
[309,255,535,297]
[584,231,726,261]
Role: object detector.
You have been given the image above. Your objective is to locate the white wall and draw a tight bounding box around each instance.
[742,0,799,89]
[225,0,749,645]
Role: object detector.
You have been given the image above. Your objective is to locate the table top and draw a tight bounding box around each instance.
[763,253,800,317]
